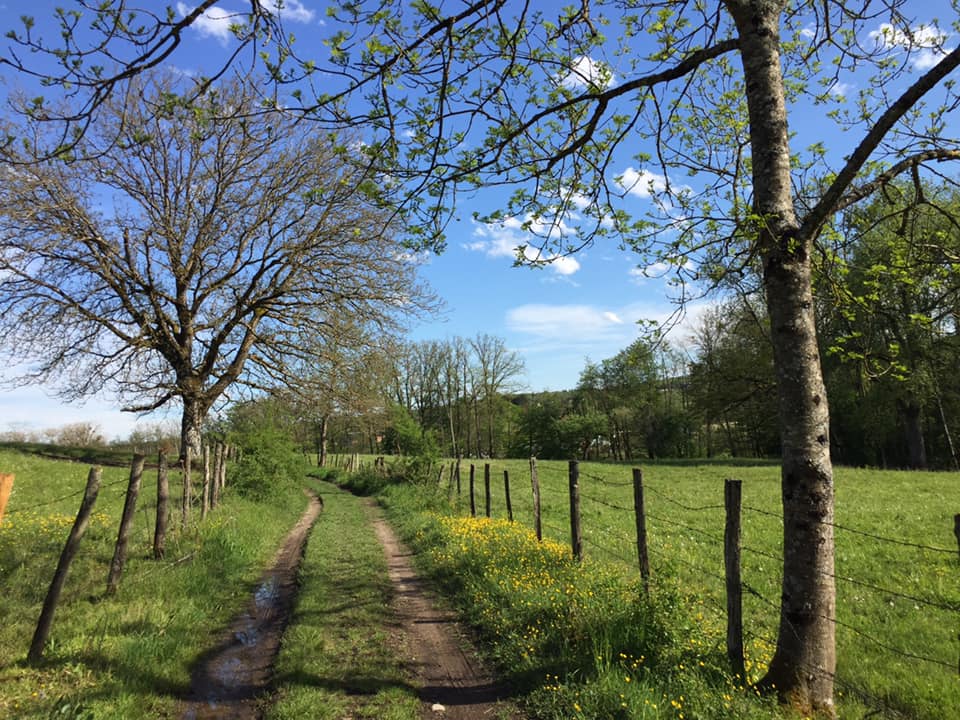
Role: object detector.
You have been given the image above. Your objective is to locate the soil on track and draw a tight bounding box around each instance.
[367,499,519,719]
[180,487,519,720]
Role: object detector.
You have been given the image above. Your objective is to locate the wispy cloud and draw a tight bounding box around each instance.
[467,217,581,278]
[616,167,668,199]
[506,300,711,359]
[178,1,316,44]
[869,22,953,70]
[177,3,241,43]
[559,55,615,91]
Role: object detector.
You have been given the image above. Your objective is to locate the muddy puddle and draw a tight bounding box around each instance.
[181,492,322,720]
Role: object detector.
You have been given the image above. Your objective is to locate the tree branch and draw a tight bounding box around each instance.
[801,45,960,237]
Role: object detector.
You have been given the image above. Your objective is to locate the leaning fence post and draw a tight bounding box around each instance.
[469,464,476,517]
[725,478,746,679]
[106,454,146,595]
[530,457,542,541]
[484,463,492,518]
[504,469,513,522]
[632,468,650,591]
[569,459,583,562]
[28,467,102,664]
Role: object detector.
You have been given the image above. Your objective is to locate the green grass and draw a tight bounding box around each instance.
[357,457,960,720]
[266,479,421,720]
[0,446,309,719]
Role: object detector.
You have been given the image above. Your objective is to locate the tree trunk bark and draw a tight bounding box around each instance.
[180,395,205,464]
[726,1,836,715]
[318,414,329,467]
[761,244,837,718]
[898,397,928,469]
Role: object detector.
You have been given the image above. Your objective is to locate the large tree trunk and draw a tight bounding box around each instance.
[761,245,837,717]
[726,1,836,715]
[180,395,206,464]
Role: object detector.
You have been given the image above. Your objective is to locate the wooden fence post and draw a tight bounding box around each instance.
[725,478,746,679]
[217,442,228,494]
[201,444,211,520]
[632,468,650,591]
[106,454,146,595]
[181,446,192,528]
[504,469,513,522]
[0,473,14,525]
[28,467,102,664]
[153,449,169,560]
[484,463,492,518]
[455,456,462,495]
[469,464,476,517]
[530,457,542,541]
[569,459,583,562]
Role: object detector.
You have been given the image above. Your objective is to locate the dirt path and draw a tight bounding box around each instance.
[181,491,323,720]
[367,500,518,719]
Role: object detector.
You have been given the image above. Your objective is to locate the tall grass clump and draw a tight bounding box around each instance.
[379,483,783,719]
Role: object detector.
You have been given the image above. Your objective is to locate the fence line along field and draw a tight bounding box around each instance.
[417,456,960,720]
[0,447,308,719]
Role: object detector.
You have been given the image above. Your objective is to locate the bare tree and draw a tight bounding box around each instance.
[469,333,526,458]
[5,1,960,714]
[0,73,430,458]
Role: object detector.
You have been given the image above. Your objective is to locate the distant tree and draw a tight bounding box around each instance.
[509,392,571,460]
[0,73,429,461]
[46,422,105,448]
[820,181,960,468]
[687,301,780,457]
[469,333,526,458]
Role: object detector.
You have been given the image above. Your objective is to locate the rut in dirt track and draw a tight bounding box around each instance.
[180,490,323,720]
[366,499,518,720]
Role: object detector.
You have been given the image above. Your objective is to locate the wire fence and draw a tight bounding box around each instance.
[441,457,960,718]
[5,452,958,718]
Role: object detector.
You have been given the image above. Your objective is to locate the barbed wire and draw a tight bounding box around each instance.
[4,474,135,517]
[578,469,635,487]
[578,489,635,514]
[741,503,955,555]
[742,582,956,673]
[548,483,959,616]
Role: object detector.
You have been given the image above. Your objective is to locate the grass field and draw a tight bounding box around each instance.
[368,457,960,720]
[2,445,956,719]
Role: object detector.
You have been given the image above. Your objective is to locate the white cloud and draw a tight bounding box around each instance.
[869,22,953,70]
[560,55,615,90]
[177,3,241,43]
[261,0,315,23]
[178,1,315,44]
[617,167,668,198]
[507,304,634,345]
[467,217,581,277]
[829,81,854,98]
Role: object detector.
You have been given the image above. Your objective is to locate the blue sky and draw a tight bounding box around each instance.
[0,0,953,440]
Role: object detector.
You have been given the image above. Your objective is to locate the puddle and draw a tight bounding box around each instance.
[180,492,322,719]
